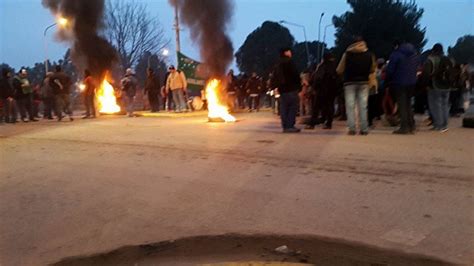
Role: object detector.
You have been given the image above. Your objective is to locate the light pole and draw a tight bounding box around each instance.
[317,12,325,63]
[43,17,68,73]
[321,23,333,61]
[279,20,311,67]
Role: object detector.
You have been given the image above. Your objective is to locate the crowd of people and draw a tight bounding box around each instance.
[1,37,472,135]
[0,65,75,124]
[260,37,473,134]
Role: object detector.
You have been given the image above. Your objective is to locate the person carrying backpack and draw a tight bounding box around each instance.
[424,43,453,132]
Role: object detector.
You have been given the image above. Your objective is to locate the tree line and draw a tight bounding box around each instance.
[2,0,473,86]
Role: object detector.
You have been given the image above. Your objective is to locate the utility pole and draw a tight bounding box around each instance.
[317,12,325,63]
[174,4,181,53]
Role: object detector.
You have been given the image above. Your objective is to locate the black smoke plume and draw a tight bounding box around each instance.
[42,0,117,79]
[170,0,234,77]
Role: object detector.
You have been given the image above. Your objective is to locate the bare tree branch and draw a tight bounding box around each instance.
[105,0,170,71]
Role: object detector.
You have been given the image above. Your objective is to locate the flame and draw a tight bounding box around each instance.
[206,79,236,122]
[78,82,86,92]
[97,79,121,114]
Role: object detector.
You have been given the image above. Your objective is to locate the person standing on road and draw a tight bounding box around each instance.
[165,66,188,113]
[144,68,161,113]
[273,47,301,133]
[13,69,38,123]
[0,68,15,124]
[121,68,138,117]
[245,72,262,112]
[337,36,376,135]
[423,43,453,132]
[386,42,419,134]
[41,72,55,120]
[50,65,74,122]
[83,70,96,119]
[306,52,341,130]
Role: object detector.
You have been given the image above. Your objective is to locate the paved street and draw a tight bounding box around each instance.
[0,112,473,265]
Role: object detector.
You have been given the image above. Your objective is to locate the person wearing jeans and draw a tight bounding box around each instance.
[336,37,376,135]
[273,47,301,133]
[166,66,188,113]
[344,84,369,133]
[171,89,186,112]
[428,89,450,131]
[424,43,452,132]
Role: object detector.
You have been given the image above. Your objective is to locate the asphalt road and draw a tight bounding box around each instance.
[0,112,473,265]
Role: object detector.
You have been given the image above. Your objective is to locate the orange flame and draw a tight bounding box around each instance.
[206,79,236,122]
[97,79,121,114]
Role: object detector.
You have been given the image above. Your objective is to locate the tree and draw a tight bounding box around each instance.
[333,0,426,59]
[293,41,328,73]
[449,35,474,64]
[105,0,169,71]
[236,21,295,76]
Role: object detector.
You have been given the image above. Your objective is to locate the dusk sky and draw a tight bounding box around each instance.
[1,0,473,71]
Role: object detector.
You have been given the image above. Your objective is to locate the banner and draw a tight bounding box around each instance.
[177,52,209,95]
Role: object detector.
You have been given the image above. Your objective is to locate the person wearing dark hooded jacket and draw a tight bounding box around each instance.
[273,47,301,133]
[386,42,419,134]
[0,68,15,123]
[306,52,341,129]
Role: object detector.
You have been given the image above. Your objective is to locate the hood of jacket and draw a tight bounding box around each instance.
[346,41,369,53]
[398,43,417,57]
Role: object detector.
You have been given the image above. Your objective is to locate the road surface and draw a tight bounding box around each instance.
[0,112,472,265]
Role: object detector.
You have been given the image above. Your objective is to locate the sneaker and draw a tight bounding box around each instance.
[283,128,301,133]
[21,118,29,123]
[348,130,356,136]
[440,128,449,133]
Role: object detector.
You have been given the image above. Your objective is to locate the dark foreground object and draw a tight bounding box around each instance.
[53,235,452,266]
[462,105,474,128]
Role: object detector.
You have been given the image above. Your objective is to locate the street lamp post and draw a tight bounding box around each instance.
[279,20,311,67]
[43,17,68,73]
[317,12,325,63]
[321,23,333,62]
[43,23,57,73]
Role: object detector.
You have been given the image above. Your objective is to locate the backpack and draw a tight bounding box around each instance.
[430,56,453,89]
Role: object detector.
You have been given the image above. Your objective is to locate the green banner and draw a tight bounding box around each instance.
[177,52,209,95]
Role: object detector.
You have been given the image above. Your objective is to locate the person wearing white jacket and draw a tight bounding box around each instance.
[165,66,188,112]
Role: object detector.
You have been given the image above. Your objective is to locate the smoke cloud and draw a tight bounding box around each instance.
[170,0,234,77]
[42,0,117,79]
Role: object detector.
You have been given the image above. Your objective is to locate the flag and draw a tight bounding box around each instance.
[177,52,209,95]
